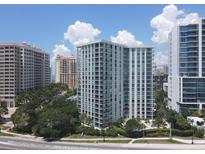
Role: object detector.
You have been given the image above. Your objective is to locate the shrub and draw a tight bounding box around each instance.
[76,126,100,136]
[145,129,169,137]
[144,128,193,137]
[113,126,126,136]
[106,126,118,137]
[172,129,192,137]
[125,129,143,138]
[194,128,204,138]
[125,118,144,138]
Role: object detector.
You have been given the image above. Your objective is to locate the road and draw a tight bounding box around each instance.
[0,136,205,150]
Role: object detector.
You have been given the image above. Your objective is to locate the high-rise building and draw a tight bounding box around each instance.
[77,40,154,128]
[168,18,205,112]
[0,42,50,107]
[55,55,76,89]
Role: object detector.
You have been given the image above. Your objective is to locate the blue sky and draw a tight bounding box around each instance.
[0,4,205,56]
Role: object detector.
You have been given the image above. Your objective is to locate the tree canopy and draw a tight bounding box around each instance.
[154,88,191,130]
[0,100,8,123]
[11,83,79,139]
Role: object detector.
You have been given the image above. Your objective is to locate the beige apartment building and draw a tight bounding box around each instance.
[55,55,76,89]
[0,42,50,107]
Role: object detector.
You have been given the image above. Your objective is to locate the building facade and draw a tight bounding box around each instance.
[0,43,50,107]
[77,41,154,128]
[168,18,205,112]
[55,55,76,89]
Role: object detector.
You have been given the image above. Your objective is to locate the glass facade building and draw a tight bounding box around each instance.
[168,18,205,112]
[77,41,153,128]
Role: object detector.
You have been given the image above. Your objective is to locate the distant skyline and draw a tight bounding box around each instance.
[0,4,205,70]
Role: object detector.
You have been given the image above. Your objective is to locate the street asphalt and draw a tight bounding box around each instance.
[0,136,205,150]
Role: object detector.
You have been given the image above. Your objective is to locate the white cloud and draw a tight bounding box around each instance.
[150,4,183,43]
[50,44,70,77]
[178,13,200,25]
[52,44,70,57]
[151,4,200,67]
[150,4,200,44]
[64,20,101,46]
[111,30,143,47]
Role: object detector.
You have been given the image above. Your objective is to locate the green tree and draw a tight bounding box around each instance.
[11,108,35,133]
[154,89,167,111]
[166,108,191,130]
[112,118,125,128]
[125,118,144,130]
[166,108,178,129]
[79,113,92,126]
[0,100,8,123]
[194,128,204,138]
[181,108,191,119]
[79,113,87,125]
[11,83,80,139]
[32,97,80,138]
[154,105,166,128]
[153,116,166,128]
[175,114,191,130]
[192,111,200,117]
[125,118,144,138]
[201,109,205,119]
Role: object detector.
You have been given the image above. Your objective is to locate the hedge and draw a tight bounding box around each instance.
[76,126,100,136]
[145,129,169,137]
[144,128,193,137]
[125,129,143,138]
[76,127,204,138]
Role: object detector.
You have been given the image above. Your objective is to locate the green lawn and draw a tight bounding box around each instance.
[64,134,102,139]
[64,134,126,139]
[97,140,131,143]
[173,136,204,140]
[61,140,97,143]
[133,139,184,144]
[61,139,131,143]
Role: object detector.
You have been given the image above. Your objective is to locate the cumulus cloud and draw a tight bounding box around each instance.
[50,44,70,77]
[111,30,143,47]
[150,4,200,44]
[64,20,101,46]
[150,4,183,43]
[178,13,200,25]
[53,44,70,57]
[151,4,200,67]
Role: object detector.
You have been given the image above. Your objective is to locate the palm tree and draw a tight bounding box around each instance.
[80,113,87,125]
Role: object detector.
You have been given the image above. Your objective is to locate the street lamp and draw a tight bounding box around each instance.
[142,122,146,139]
[203,125,205,139]
[191,119,194,144]
[169,122,172,139]
[101,128,106,143]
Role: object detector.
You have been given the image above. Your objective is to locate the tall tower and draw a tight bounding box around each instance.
[77,40,154,128]
[168,18,205,112]
[55,55,76,89]
[0,42,50,107]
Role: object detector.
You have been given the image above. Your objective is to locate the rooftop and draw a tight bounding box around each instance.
[76,40,154,49]
[0,42,48,55]
[56,54,76,60]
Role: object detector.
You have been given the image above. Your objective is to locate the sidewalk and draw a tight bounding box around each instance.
[1,130,205,144]
[62,137,131,141]
[0,129,43,141]
[129,137,205,144]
